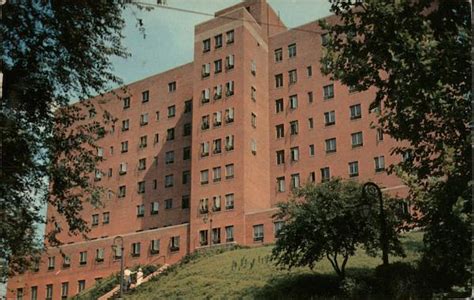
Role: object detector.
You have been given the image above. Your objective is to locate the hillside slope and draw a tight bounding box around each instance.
[125,232,423,299]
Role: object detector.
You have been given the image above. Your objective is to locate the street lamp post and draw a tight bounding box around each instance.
[362,182,389,266]
[113,236,124,299]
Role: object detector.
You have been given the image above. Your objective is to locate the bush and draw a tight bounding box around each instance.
[374,262,417,299]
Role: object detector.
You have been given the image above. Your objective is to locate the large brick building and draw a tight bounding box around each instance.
[7,0,407,299]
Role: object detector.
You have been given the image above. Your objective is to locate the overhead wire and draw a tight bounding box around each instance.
[133,1,325,35]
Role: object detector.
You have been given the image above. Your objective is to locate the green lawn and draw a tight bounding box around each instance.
[125,231,423,299]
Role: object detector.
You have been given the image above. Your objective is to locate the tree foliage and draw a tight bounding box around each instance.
[272,179,405,278]
[0,1,129,281]
[320,0,471,290]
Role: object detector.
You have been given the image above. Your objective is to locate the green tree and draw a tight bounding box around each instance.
[272,179,404,278]
[320,0,471,290]
[0,1,131,281]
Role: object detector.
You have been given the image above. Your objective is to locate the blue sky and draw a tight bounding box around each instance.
[111,0,332,85]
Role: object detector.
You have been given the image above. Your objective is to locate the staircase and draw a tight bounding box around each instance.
[98,264,170,300]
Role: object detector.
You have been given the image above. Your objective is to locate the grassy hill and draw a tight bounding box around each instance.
[125,231,423,299]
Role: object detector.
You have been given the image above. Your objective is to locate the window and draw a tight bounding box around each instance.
[250,139,257,155]
[183,123,192,136]
[201,115,210,130]
[139,135,147,148]
[213,111,222,127]
[121,141,128,153]
[276,124,284,138]
[253,224,264,241]
[322,33,330,46]
[168,105,176,118]
[225,54,234,70]
[350,104,362,119]
[78,280,86,293]
[63,255,71,268]
[214,59,222,74]
[225,225,234,242]
[251,60,256,76]
[123,97,130,109]
[92,214,99,226]
[308,118,314,129]
[103,212,110,224]
[184,100,192,113]
[276,150,285,165]
[308,91,314,103]
[46,284,53,300]
[132,242,141,257]
[201,88,210,104]
[138,158,146,170]
[225,135,234,151]
[309,144,315,156]
[309,171,316,183]
[201,142,209,157]
[150,239,160,254]
[108,168,112,177]
[138,181,145,194]
[202,63,210,78]
[213,138,222,154]
[199,198,209,213]
[95,248,104,262]
[94,169,102,181]
[351,132,363,147]
[166,128,175,141]
[275,99,283,113]
[321,167,331,182]
[323,84,334,99]
[165,174,174,188]
[31,286,38,300]
[349,161,359,177]
[140,113,149,126]
[213,196,221,212]
[199,230,208,246]
[122,119,129,131]
[48,256,55,270]
[274,48,282,62]
[376,128,384,142]
[182,195,190,209]
[96,147,104,158]
[225,80,234,96]
[214,85,222,100]
[151,202,159,215]
[225,193,234,209]
[325,138,337,153]
[142,90,149,103]
[290,147,299,162]
[251,113,257,128]
[274,221,284,238]
[168,81,176,92]
[289,95,298,109]
[374,156,385,172]
[182,170,191,184]
[165,199,173,209]
[277,177,285,192]
[183,147,191,160]
[119,162,127,175]
[225,164,234,179]
[170,236,180,251]
[290,121,299,135]
[213,167,221,182]
[203,38,210,52]
[291,173,300,189]
[153,179,157,190]
[251,86,256,101]
[79,251,87,265]
[275,74,283,88]
[16,288,24,300]
[289,69,297,84]
[307,65,312,77]
[324,111,336,126]
[225,108,234,123]
[212,228,221,244]
[226,30,234,44]
[288,43,297,58]
[156,111,160,121]
[200,169,209,185]
[118,185,126,198]
[214,34,223,48]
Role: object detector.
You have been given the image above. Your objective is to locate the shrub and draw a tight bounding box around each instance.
[374,262,417,299]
